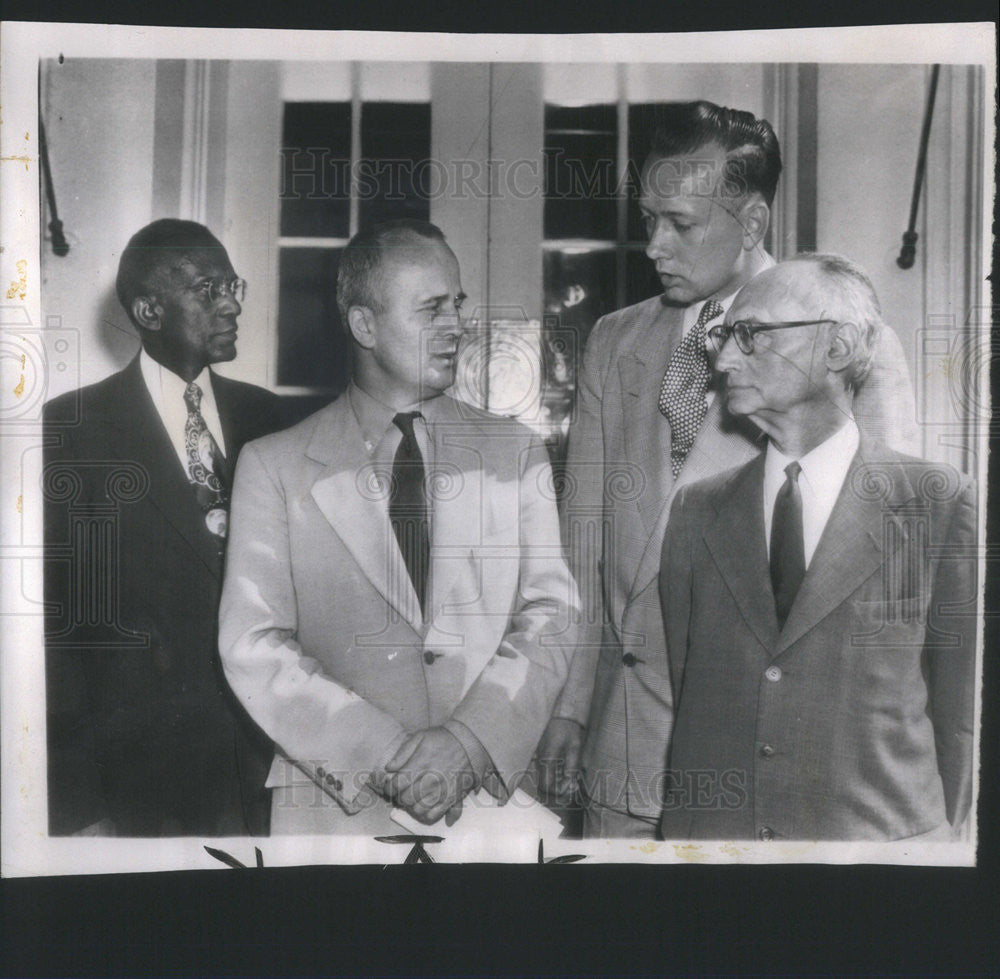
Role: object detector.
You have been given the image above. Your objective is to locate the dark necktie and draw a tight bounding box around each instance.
[770,461,805,629]
[183,381,230,539]
[658,299,724,478]
[390,411,430,614]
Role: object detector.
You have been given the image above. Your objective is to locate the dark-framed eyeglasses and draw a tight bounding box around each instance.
[190,277,247,305]
[706,319,837,355]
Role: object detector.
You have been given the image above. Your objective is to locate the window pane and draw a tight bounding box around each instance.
[544,103,618,241]
[627,103,670,242]
[358,102,431,227]
[544,247,617,352]
[625,247,662,308]
[280,102,352,238]
[277,247,351,391]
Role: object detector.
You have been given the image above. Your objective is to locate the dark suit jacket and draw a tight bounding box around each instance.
[43,355,287,836]
[658,438,977,841]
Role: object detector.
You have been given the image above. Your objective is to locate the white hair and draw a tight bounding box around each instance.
[786,252,883,391]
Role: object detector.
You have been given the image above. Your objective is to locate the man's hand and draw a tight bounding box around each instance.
[384,727,477,825]
[535,717,584,805]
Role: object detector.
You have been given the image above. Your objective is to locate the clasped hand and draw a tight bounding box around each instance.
[376,727,476,826]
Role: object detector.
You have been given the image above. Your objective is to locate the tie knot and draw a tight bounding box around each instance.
[784,460,802,482]
[393,411,422,441]
[184,382,203,412]
[695,300,725,330]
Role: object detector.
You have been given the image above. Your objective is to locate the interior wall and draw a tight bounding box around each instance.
[218,62,283,389]
[40,59,157,398]
[815,65,930,376]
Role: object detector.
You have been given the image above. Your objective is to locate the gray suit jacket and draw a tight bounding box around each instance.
[555,294,921,819]
[219,393,579,834]
[659,439,976,840]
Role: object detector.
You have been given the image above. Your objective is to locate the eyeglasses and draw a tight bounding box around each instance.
[190,277,247,305]
[706,319,837,355]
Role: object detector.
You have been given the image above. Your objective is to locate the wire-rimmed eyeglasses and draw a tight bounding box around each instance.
[190,277,247,305]
[706,319,838,355]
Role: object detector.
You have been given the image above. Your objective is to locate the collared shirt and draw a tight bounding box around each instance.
[679,280,762,409]
[763,418,861,568]
[140,350,228,473]
[679,289,742,341]
[348,381,434,471]
[348,382,491,782]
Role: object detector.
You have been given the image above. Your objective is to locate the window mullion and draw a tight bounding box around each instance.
[349,61,362,237]
[615,64,629,310]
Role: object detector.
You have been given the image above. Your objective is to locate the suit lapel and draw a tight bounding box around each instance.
[629,396,762,599]
[307,399,423,634]
[107,358,225,576]
[618,302,683,543]
[775,441,911,655]
[702,456,779,651]
[211,372,245,482]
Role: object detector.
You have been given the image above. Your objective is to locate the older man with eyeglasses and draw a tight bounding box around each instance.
[43,219,288,837]
[658,254,977,842]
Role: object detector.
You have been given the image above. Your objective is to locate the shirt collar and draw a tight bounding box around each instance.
[348,382,444,449]
[139,348,214,405]
[764,416,860,504]
[681,287,750,334]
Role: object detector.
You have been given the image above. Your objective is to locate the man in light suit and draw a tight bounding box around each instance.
[44,219,286,836]
[536,101,920,838]
[219,219,578,834]
[659,254,976,841]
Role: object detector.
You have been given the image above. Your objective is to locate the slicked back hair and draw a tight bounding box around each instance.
[116,219,227,326]
[646,100,782,207]
[336,219,448,326]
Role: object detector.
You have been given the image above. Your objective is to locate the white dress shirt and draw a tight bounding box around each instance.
[763,418,861,568]
[140,350,228,473]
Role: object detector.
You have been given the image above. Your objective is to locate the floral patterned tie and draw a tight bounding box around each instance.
[183,381,230,538]
[658,299,725,478]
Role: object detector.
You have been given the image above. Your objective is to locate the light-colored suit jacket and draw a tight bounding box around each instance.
[219,392,578,834]
[555,295,920,819]
[659,439,977,840]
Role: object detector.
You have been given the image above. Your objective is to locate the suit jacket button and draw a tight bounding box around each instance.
[622,653,637,667]
[760,744,775,757]
[317,766,326,777]
[764,666,782,682]
[424,650,437,665]
[326,774,342,791]
[759,827,774,841]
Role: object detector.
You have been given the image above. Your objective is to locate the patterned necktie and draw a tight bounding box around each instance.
[183,381,230,539]
[658,299,725,478]
[770,461,805,629]
[390,411,430,614]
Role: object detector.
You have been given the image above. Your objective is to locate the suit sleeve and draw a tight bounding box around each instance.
[219,441,407,810]
[853,322,921,456]
[659,485,695,711]
[448,436,581,797]
[925,474,978,832]
[550,315,613,726]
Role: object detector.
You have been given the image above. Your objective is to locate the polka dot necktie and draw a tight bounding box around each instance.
[658,299,724,478]
[183,381,230,539]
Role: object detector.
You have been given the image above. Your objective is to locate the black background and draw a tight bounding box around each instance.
[5,1,999,975]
